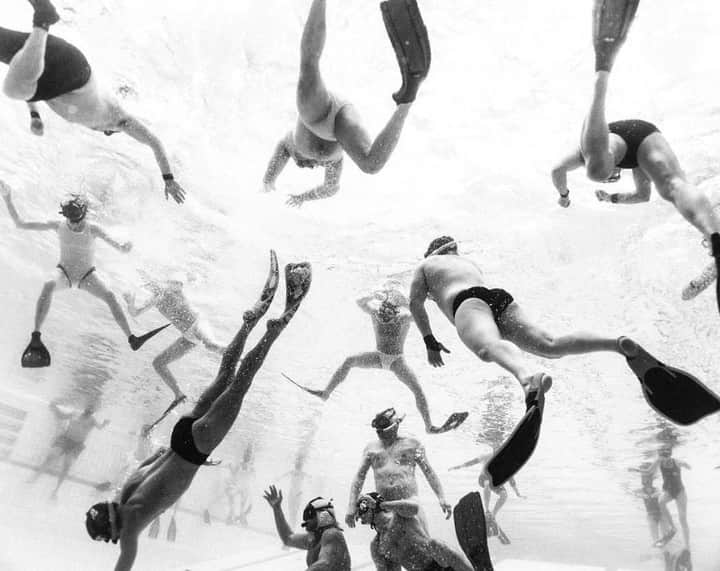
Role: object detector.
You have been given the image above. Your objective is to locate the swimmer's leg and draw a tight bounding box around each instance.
[455,299,544,395]
[79,273,133,338]
[390,358,436,432]
[658,491,677,537]
[498,303,622,359]
[33,279,57,331]
[297,0,333,125]
[580,72,616,181]
[27,445,61,482]
[2,29,48,100]
[152,337,196,401]
[675,489,690,546]
[318,352,382,399]
[335,102,411,175]
[491,487,507,519]
[50,452,76,498]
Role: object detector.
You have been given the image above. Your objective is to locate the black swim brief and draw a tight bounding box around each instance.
[452,287,514,323]
[0,27,91,102]
[423,562,452,571]
[170,416,209,466]
[608,119,660,169]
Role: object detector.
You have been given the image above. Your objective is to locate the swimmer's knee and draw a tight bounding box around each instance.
[358,160,382,175]
[586,164,612,182]
[474,346,494,362]
[535,335,562,358]
[152,355,167,371]
[2,79,34,101]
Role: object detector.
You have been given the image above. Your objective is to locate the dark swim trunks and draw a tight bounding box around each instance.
[53,434,85,456]
[423,562,452,571]
[608,119,660,169]
[0,27,91,102]
[660,460,684,500]
[170,417,209,466]
[643,495,661,522]
[452,287,515,323]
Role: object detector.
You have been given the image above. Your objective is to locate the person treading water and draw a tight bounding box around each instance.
[262,0,430,206]
[0,181,167,367]
[263,487,351,570]
[550,0,720,311]
[124,273,226,422]
[84,254,312,571]
[0,0,186,203]
[287,287,467,434]
[408,236,703,487]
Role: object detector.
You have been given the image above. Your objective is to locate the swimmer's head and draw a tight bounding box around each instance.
[424,236,457,258]
[658,446,672,458]
[59,195,88,224]
[356,492,384,528]
[85,501,121,544]
[166,271,186,289]
[371,408,404,440]
[377,299,400,323]
[301,497,336,532]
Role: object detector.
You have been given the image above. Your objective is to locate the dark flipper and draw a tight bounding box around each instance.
[711,233,720,314]
[28,0,60,30]
[453,492,494,571]
[281,373,324,397]
[435,411,469,433]
[380,0,431,104]
[129,323,172,351]
[146,395,188,433]
[623,341,720,425]
[21,331,51,368]
[593,0,641,71]
[486,375,551,487]
[166,516,177,542]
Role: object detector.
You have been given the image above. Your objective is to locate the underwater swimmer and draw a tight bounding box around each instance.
[262,0,430,205]
[299,288,467,434]
[346,408,453,529]
[355,492,473,571]
[0,0,185,203]
[84,256,312,571]
[263,488,351,570]
[0,182,166,364]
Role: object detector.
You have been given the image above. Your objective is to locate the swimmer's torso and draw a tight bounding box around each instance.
[293,120,343,163]
[63,415,96,442]
[368,437,421,499]
[420,256,486,321]
[155,289,198,331]
[372,314,411,354]
[58,221,95,274]
[45,75,121,129]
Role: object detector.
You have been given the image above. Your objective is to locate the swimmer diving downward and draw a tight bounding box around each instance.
[0,0,185,203]
[262,0,430,206]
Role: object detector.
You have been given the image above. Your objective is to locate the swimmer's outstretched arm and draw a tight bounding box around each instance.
[91,224,132,252]
[356,294,376,313]
[409,267,449,367]
[346,449,372,527]
[448,454,488,471]
[286,159,343,207]
[596,168,651,204]
[117,113,186,205]
[415,444,452,518]
[262,134,293,192]
[263,485,310,549]
[115,534,138,571]
[123,290,160,317]
[136,447,166,469]
[1,183,58,231]
[551,149,584,207]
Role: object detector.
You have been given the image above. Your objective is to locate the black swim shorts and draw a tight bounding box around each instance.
[170,417,209,466]
[452,287,514,324]
[0,27,92,102]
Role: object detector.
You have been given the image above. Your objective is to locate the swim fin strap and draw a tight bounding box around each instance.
[454,492,495,571]
[593,0,640,71]
[625,345,720,426]
[380,0,431,104]
[21,331,51,368]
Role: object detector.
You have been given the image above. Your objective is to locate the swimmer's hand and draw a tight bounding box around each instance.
[30,115,44,136]
[0,180,11,198]
[263,485,283,508]
[286,194,305,208]
[164,179,186,204]
[345,511,357,528]
[262,182,276,193]
[595,189,612,202]
[120,241,133,253]
[440,501,452,519]
[558,190,570,208]
[424,334,450,367]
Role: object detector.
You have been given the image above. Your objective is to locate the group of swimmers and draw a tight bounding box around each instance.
[2,0,720,569]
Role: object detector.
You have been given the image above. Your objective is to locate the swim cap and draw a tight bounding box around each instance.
[371,408,405,431]
[85,502,119,544]
[301,497,336,529]
[59,194,88,223]
[424,236,456,258]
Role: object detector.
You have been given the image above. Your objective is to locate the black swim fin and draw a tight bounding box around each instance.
[128,323,171,351]
[486,374,551,487]
[623,341,720,425]
[435,411,469,434]
[453,492,494,571]
[710,233,720,315]
[28,0,60,30]
[281,373,324,397]
[593,0,641,71]
[21,331,51,368]
[380,0,431,104]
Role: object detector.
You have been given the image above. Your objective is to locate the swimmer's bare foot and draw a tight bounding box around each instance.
[616,336,640,358]
[520,373,552,409]
[267,263,312,329]
[28,0,59,30]
[245,250,279,323]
